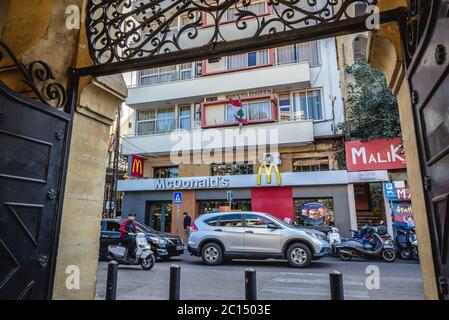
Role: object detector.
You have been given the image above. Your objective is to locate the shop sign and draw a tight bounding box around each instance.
[347,170,389,183]
[392,202,414,228]
[155,176,230,190]
[345,138,406,172]
[257,163,281,186]
[129,155,144,178]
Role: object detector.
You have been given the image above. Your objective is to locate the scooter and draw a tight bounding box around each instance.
[335,228,396,262]
[108,233,156,270]
[396,227,419,260]
[327,226,342,257]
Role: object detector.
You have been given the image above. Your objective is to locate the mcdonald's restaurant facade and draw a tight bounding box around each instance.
[118,148,390,239]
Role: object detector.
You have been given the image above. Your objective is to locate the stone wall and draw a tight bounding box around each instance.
[0,0,127,299]
[368,0,438,299]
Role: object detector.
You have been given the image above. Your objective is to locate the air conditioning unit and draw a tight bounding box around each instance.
[262,152,281,165]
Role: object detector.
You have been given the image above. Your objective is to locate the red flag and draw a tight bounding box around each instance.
[229,98,243,108]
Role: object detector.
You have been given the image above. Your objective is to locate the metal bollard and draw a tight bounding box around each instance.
[169,264,181,300]
[106,261,119,300]
[329,271,344,300]
[245,268,257,300]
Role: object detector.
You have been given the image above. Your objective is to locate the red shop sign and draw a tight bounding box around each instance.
[345,138,406,172]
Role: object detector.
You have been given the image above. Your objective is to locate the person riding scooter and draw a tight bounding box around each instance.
[120,213,138,259]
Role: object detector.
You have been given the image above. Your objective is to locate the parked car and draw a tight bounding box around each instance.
[187,212,331,268]
[99,218,184,260]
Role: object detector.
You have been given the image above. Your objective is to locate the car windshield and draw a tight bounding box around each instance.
[134,221,154,233]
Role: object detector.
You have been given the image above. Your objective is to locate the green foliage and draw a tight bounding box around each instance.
[338,57,401,141]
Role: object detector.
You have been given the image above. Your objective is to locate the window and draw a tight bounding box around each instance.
[225,1,266,21]
[277,41,320,66]
[292,89,323,120]
[353,36,368,63]
[139,65,177,85]
[106,221,120,232]
[278,93,291,122]
[137,107,176,135]
[293,157,329,172]
[225,100,271,123]
[294,198,335,227]
[153,166,179,178]
[180,63,193,80]
[245,214,275,228]
[218,214,243,227]
[197,200,252,215]
[139,63,196,85]
[211,163,254,176]
[204,216,220,227]
[178,105,191,130]
[226,50,268,70]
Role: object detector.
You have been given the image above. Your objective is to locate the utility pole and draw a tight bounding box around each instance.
[108,105,121,218]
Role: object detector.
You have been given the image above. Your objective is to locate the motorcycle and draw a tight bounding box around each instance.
[326,227,342,257]
[396,227,419,260]
[108,232,156,270]
[335,227,396,262]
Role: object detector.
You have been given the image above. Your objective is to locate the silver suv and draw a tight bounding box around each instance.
[187,211,331,268]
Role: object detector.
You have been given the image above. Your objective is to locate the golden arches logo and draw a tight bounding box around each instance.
[257,164,281,186]
[132,158,143,175]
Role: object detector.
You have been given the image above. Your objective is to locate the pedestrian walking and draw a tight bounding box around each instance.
[183,212,192,246]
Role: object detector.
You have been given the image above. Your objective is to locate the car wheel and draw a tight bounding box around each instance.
[400,248,411,260]
[381,249,396,262]
[140,255,155,270]
[339,252,352,261]
[412,247,419,260]
[286,243,312,268]
[201,243,223,266]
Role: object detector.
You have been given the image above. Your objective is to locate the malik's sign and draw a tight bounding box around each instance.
[129,155,144,178]
[345,138,406,172]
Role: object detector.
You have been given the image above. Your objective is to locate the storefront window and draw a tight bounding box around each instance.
[197,200,252,215]
[153,166,179,178]
[211,163,254,176]
[294,198,335,226]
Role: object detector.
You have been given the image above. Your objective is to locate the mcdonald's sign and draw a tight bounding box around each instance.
[129,155,144,178]
[257,163,281,186]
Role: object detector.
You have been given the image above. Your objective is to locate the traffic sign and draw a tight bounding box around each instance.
[383,182,396,199]
[173,191,183,204]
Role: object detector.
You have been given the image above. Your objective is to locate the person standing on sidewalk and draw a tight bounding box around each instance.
[183,212,192,245]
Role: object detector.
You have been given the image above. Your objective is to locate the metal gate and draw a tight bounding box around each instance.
[0,42,71,300]
[405,0,449,300]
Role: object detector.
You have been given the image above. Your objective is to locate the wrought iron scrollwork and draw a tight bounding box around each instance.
[86,0,378,65]
[403,0,435,67]
[0,40,67,108]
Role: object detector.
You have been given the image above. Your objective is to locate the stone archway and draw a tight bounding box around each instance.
[0,0,446,300]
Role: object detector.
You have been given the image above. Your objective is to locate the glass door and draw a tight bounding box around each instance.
[146,201,172,232]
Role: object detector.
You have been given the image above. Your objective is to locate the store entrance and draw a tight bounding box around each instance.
[145,201,172,233]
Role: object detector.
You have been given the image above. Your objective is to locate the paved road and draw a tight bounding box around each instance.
[95,253,423,300]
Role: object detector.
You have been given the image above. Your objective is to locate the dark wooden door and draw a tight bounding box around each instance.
[406,0,449,299]
[0,82,70,299]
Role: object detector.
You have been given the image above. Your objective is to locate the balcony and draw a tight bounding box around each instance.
[121,120,314,155]
[126,62,311,108]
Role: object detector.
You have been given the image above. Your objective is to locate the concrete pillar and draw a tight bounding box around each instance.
[347,184,358,231]
[52,77,127,299]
